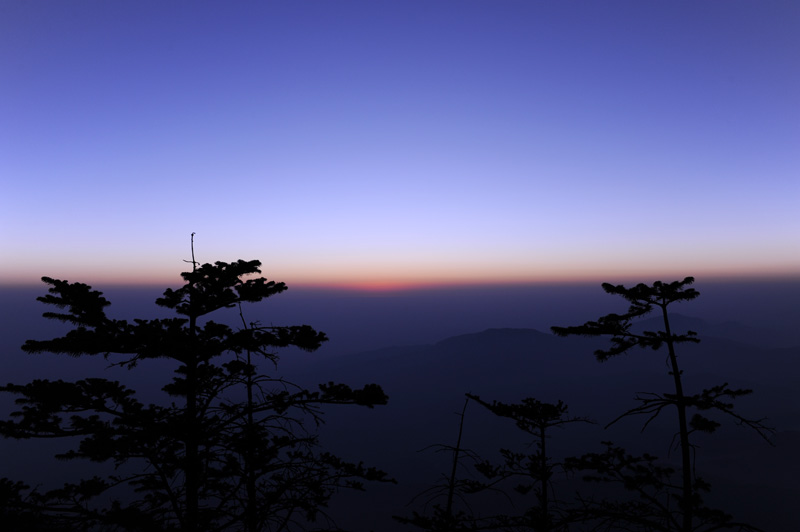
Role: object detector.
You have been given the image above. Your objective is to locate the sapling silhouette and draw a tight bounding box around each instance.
[551,277,772,532]
[397,395,591,532]
[466,394,591,532]
[0,241,389,531]
[394,398,485,532]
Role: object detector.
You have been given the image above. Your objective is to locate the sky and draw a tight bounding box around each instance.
[2,1,799,289]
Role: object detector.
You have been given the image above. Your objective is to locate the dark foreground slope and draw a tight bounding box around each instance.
[286,319,800,531]
[2,284,797,530]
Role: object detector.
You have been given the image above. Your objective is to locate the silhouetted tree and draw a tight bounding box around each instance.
[394,398,485,532]
[551,277,772,532]
[466,395,591,532]
[397,395,591,532]
[0,242,389,531]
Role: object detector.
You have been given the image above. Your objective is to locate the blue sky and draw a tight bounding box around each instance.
[2,1,798,288]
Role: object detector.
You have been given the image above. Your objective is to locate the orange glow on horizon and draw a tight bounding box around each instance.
[3,266,799,293]
[2,252,799,292]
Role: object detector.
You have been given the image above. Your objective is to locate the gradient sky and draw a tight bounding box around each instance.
[2,1,798,288]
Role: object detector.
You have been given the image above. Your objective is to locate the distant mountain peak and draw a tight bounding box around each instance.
[433,327,550,348]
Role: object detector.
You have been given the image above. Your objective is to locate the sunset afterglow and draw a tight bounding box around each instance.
[2,2,798,288]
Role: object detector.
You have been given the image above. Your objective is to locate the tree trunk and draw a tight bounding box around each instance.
[185,311,199,532]
[538,424,550,532]
[245,349,257,532]
[661,305,692,532]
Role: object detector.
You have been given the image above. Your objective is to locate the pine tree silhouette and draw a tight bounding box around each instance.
[0,240,390,531]
[552,277,772,532]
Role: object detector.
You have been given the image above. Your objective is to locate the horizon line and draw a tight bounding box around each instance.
[2,271,799,293]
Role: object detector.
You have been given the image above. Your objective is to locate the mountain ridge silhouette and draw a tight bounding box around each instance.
[301,320,799,532]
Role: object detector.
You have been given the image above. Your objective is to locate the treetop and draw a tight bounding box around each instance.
[157,260,288,317]
[601,276,699,307]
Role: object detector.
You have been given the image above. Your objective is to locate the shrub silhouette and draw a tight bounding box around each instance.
[0,242,389,531]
